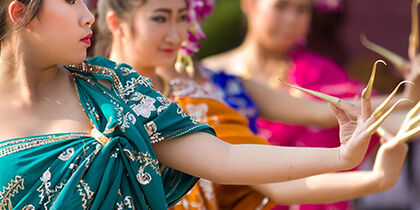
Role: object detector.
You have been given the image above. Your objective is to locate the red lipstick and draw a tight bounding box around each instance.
[162,49,175,54]
[80,33,93,46]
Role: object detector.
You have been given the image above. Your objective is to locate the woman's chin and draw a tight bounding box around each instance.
[155,59,176,68]
[61,55,87,66]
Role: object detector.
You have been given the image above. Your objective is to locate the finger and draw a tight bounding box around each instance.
[336,99,360,120]
[352,95,360,104]
[330,103,351,126]
[373,81,413,118]
[361,97,372,122]
[411,54,420,75]
[380,137,388,145]
[367,99,407,135]
[377,127,394,140]
[409,0,420,60]
[398,101,420,135]
[384,137,400,149]
[397,126,420,143]
[409,42,418,61]
[407,115,420,130]
[395,62,411,78]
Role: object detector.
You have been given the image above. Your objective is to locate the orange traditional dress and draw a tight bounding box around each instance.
[168,78,275,210]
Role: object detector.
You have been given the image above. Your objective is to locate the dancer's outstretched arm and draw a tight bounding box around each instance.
[251,136,408,204]
[153,99,382,185]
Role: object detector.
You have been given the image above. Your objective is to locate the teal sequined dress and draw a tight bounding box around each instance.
[0,57,214,209]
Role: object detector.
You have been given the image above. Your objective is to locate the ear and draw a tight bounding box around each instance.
[106,11,123,37]
[8,0,26,26]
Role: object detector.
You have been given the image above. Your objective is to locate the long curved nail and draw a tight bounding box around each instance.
[362,60,387,100]
[373,81,414,118]
[408,115,420,128]
[280,80,340,105]
[360,33,406,67]
[397,126,420,143]
[400,101,420,135]
[367,99,408,134]
[376,126,393,139]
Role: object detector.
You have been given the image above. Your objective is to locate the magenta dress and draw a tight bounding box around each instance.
[257,49,379,210]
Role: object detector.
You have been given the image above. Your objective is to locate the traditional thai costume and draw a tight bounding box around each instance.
[0,57,214,209]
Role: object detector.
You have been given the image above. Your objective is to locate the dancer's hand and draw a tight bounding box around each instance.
[401,55,420,102]
[332,95,377,168]
[372,137,408,190]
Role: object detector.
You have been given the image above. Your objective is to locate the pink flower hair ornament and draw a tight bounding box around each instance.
[175,0,215,77]
[314,0,343,13]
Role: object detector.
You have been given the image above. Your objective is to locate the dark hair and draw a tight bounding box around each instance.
[0,0,43,43]
[94,0,146,57]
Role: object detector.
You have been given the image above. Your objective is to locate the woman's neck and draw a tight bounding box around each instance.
[0,41,63,104]
[237,36,293,86]
[240,36,290,70]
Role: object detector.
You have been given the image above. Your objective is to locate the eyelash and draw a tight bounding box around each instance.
[180,15,187,21]
[151,14,188,23]
[152,16,166,23]
[66,0,76,4]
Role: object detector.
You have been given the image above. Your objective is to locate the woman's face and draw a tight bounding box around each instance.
[121,0,188,69]
[24,0,95,65]
[249,0,312,53]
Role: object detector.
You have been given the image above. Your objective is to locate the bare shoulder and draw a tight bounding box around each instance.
[202,50,240,74]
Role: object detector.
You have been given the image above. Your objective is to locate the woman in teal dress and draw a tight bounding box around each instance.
[0,56,216,209]
[0,0,410,209]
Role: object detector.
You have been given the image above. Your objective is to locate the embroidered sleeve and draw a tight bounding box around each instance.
[113,63,216,144]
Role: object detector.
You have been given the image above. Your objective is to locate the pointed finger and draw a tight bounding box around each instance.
[330,103,351,126]
[399,101,420,135]
[361,97,372,122]
[397,126,420,143]
[377,127,394,140]
[362,60,386,100]
[367,99,407,135]
[409,0,420,60]
[336,99,360,120]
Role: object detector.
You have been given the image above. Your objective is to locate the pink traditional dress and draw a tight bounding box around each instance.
[257,49,379,210]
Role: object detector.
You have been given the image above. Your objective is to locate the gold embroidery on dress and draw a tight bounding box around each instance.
[35,167,68,208]
[184,103,209,123]
[77,180,94,209]
[0,175,24,210]
[0,134,90,158]
[22,204,35,210]
[91,127,111,146]
[68,62,153,104]
[123,149,160,176]
[136,164,152,185]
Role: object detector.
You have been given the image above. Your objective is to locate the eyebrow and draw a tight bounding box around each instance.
[153,8,188,14]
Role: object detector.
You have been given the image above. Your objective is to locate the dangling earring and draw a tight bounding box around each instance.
[175,50,195,78]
